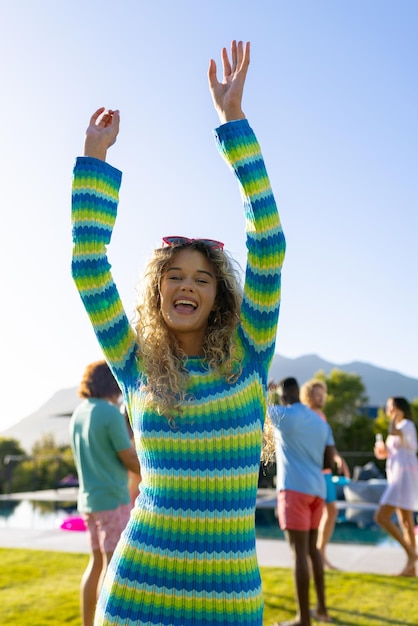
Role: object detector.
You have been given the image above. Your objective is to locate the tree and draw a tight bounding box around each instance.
[0,438,27,494]
[373,407,389,437]
[12,433,77,493]
[314,369,368,428]
[313,369,376,474]
[410,399,418,430]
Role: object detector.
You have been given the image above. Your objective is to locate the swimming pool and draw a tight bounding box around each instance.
[0,499,76,531]
[0,498,397,546]
[255,507,393,546]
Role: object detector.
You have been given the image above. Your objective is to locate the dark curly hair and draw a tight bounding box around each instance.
[78,360,121,399]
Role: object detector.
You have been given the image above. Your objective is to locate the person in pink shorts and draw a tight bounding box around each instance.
[269,377,335,626]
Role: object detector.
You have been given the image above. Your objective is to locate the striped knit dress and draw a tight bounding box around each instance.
[71,119,286,626]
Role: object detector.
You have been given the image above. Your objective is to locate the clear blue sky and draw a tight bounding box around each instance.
[1,0,417,430]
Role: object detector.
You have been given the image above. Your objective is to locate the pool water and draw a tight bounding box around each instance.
[255,507,397,546]
[0,500,77,531]
[0,499,397,546]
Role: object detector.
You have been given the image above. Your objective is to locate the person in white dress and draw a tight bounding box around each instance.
[374,396,418,576]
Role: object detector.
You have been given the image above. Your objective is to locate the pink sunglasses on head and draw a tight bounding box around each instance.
[162,236,224,251]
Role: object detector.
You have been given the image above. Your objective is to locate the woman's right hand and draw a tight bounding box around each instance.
[84,107,120,161]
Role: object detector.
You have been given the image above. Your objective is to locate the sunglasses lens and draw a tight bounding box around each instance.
[162,237,224,250]
[162,237,190,246]
[199,239,224,250]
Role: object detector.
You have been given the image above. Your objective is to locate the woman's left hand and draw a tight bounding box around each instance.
[208,40,250,124]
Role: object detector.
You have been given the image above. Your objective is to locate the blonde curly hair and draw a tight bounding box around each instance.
[134,241,243,418]
[300,378,327,408]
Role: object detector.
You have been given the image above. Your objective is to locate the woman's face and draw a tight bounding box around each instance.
[159,248,217,351]
[311,385,327,410]
[385,398,396,417]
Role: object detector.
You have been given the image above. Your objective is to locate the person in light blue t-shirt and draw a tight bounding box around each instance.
[70,360,141,626]
[269,377,335,626]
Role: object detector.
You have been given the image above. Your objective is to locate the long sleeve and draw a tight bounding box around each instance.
[71,157,138,388]
[214,119,286,372]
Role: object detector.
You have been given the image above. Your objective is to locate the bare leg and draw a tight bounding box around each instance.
[374,505,417,575]
[285,529,311,626]
[317,502,338,569]
[309,529,331,622]
[99,551,114,592]
[396,508,416,549]
[396,508,417,575]
[81,550,114,626]
[81,550,103,626]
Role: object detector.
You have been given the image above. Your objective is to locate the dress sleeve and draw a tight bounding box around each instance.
[214,120,286,371]
[400,420,418,453]
[71,156,138,389]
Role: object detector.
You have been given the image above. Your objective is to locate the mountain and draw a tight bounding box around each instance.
[268,354,418,405]
[2,355,418,452]
[1,387,80,452]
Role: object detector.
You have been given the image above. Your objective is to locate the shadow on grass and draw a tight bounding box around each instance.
[319,606,417,626]
[264,592,417,626]
[262,568,418,626]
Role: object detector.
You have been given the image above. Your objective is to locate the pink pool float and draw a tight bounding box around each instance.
[60,516,87,532]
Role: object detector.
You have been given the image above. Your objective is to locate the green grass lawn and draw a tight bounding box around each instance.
[1,548,417,625]
[262,566,418,625]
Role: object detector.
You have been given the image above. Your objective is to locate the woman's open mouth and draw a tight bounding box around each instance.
[174,298,198,313]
